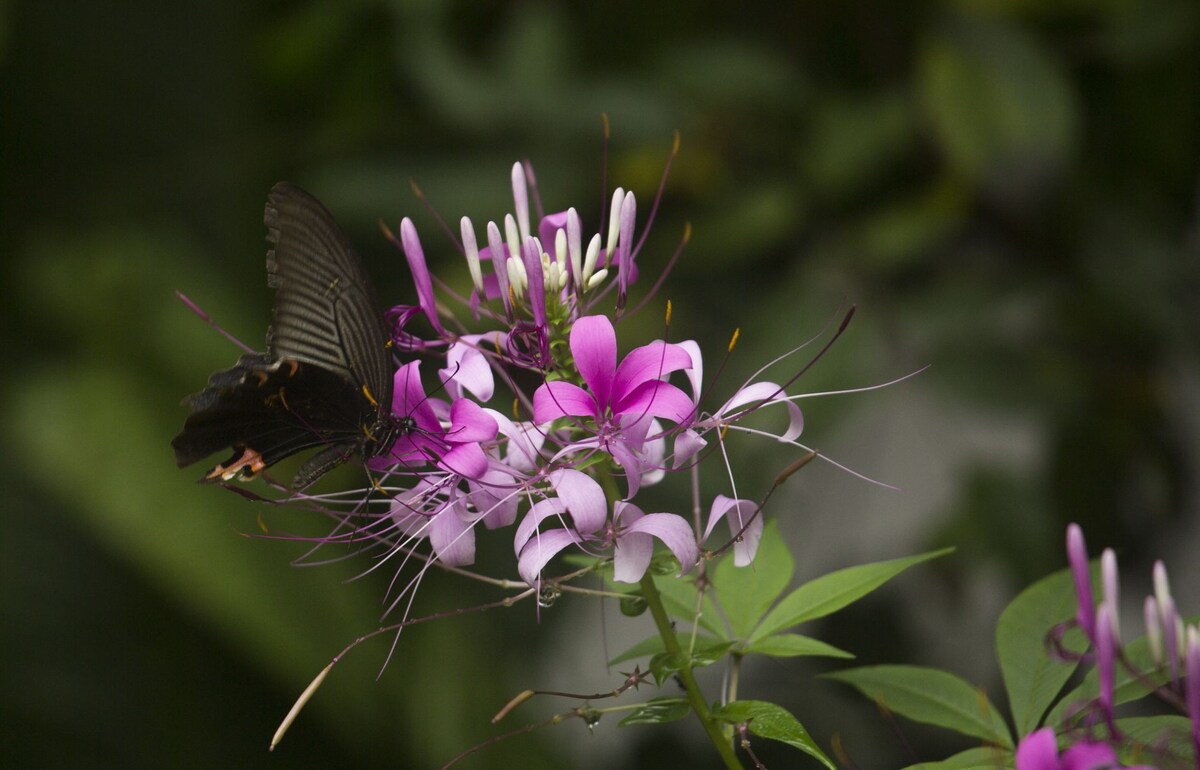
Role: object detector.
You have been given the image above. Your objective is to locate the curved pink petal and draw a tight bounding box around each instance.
[448,398,499,444]
[441,334,499,401]
[517,528,580,585]
[613,501,644,527]
[613,341,694,402]
[717,381,804,442]
[533,380,596,423]
[609,441,644,500]
[487,410,545,473]
[1014,728,1060,770]
[513,498,568,553]
[570,315,617,410]
[466,471,520,529]
[438,443,488,479]
[392,361,441,432]
[548,469,607,534]
[622,513,698,578]
[613,530,652,583]
[705,495,763,567]
[614,380,696,424]
[673,429,707,468]
[675,340,703,402]
[429,507,475,567]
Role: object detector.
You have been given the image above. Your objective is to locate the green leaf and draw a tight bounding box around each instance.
[647,641,736,684]
[713,700,835,770]
[648,651,687,686]
[713,521,794,639]
[617,698,690,726]
[652,573,726,638]
[824,665,1013,748]
[743,633,854,660]
[609,632,721,665]
[996,565,1089,736]
[1115,715,1195,765]
[903,746,1013,769]
[1045,614,1200,727]
[751,548,953,643]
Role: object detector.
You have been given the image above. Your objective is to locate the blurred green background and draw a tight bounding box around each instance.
[2,1,1198,767]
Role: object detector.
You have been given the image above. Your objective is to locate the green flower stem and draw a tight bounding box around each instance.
[639,572,742,770]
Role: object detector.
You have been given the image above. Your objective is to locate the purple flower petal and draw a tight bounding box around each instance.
[429,507,475,567]
[513,498,568,553]
[441,334,499,402]
[612,341,695,402]
[570,315,617,411]
[1014,728,1060,770]
[705,495,763,567]
[447,398,499,444]
[398,218,444,334]
[718,381,804,442]
[1061,741,1118,770]
[533,380,596,423]
[613,530,652,583]
[517,528,580,585]
[623,513,698,576]
[392,361,440,432]
[675,340,703,401]
[487,410,545,474]
[608,441,645,500]
[1066,524,1096,641]
[538,211,569,257]
[466,471,519,529]
[673,429,707,468]
[548,469,607,534]
[615,380,697,425]
[438,443,489,479]
[522,237,547,332]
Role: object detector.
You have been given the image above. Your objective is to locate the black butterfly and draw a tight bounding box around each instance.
[172,182,404,489]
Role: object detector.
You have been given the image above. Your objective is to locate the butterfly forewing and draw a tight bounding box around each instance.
[264,182,394,410]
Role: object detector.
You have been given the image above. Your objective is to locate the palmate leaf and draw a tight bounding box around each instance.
[713,700,835,770]
[743,633,853,660]
[824,665,1013,749]
[995,565,1089,736]
[749,548,953,644]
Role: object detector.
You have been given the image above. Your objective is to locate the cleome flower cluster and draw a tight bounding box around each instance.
[288,149,825,607]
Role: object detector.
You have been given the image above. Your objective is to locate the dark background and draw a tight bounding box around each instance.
[2,1,1198,767]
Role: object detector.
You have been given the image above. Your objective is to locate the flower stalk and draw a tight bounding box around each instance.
[639,571,742,770]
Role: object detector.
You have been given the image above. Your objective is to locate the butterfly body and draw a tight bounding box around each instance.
[172,183,400,488]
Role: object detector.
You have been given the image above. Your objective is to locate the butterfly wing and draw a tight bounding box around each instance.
[264,182,393,411]
[172,183,396,486]
[171,354,369,481]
